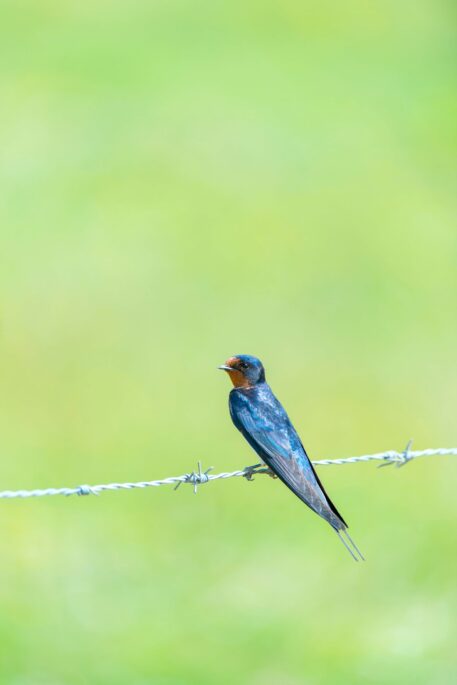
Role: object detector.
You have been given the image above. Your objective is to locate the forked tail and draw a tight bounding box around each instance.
[335,528,365,562]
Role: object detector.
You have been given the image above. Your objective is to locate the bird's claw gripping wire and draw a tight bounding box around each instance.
[242,464,276,481]
[243,464,261,481]
[378,439,414,469]
[174,461,213,493]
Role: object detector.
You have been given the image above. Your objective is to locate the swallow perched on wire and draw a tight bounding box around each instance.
[219,354,364,561]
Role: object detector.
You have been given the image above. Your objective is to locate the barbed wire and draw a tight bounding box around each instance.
[0,443,456,501]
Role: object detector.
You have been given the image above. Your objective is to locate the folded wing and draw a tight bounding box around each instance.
[231,393,347,530]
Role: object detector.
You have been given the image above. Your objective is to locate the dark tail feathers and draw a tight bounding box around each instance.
[335,528,365,561]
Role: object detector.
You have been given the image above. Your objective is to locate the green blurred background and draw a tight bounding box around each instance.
[0,1,456,683]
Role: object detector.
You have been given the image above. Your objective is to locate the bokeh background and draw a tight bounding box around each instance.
[1,1,456,683]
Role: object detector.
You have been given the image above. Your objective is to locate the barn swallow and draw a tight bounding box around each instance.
[219,354,364,561]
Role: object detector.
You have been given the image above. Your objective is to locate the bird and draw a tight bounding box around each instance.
[219,354,364,561]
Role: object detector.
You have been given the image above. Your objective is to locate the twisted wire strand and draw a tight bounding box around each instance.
[0,446,456,501]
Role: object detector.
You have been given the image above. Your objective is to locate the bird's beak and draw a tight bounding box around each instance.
[218,365,233,372]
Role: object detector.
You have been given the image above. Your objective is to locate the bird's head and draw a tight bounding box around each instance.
[218,354,266,388]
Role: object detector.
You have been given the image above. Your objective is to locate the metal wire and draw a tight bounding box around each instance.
[0,443,455,501]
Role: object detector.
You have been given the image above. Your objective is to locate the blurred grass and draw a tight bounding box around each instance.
[0,1,456,683]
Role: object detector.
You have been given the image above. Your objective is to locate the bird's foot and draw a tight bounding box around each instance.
[243,464,262,481]
[243,464,277,481]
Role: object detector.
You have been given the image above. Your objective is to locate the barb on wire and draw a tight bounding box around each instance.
[174,461,213,494]
[377,439,414,469]
[0,444,456,501]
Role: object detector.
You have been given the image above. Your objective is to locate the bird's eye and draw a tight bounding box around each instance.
[239,361,249,369]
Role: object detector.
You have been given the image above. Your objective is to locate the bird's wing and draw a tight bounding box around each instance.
[231,398,343,526]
